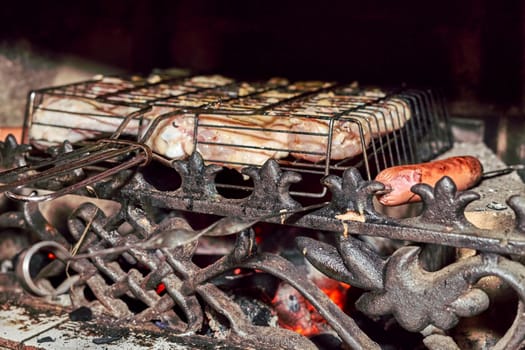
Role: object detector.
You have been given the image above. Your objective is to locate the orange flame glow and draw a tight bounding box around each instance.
[272,277,350,336]
[155,282,166,295]
[319,280,350,309]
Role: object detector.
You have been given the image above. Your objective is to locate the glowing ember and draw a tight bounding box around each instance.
[155,282,166,295]
[272,282,320,336]
[271,276,350,336]
[254,225,263,244]
[316,279,350,310]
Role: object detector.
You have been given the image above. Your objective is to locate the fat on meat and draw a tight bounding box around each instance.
[26,76,413,170]
[145,113,290,167]
[29,96,140,148]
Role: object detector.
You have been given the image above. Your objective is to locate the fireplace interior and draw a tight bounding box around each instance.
[0,1,525,350]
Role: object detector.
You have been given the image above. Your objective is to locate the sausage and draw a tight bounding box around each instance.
[375,156,483,206]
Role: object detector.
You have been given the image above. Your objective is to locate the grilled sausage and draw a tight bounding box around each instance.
[375,156,483,206]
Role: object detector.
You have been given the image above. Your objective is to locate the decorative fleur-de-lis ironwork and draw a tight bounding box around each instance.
[321,167,386,222]
[409,176,481,229]
[6,133,525,350]
[243,159,301,211]
[296,235,385,290]
[298,228,525,349]
[172,151,223,200]
[355,246,490,332]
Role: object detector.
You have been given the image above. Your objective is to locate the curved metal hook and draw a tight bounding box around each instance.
[15,240,77,297]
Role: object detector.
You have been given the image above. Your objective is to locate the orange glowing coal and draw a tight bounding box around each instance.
[318,279,350,310]
[271,276,350,336]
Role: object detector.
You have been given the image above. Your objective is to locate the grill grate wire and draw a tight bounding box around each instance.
[23,73,452,199]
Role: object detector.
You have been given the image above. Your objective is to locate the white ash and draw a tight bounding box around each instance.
[439,142,524,225]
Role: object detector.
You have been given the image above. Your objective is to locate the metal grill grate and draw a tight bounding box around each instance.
[23,74,452,199]
[1,71,525,349]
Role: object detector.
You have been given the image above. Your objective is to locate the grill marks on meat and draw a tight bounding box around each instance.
[288,116,368,162]
[26,75,413,169]
[30,96,140,149]
[147,113,290,166]
[145,84,412,166]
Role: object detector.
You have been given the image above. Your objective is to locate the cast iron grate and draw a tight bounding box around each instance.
[1,140,525,349]
[1,73,524,349]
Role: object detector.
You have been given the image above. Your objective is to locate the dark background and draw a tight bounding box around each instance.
[1,0,524,113]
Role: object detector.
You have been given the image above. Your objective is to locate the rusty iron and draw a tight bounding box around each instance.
[1,138,525,348]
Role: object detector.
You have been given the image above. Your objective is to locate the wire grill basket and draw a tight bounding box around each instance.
[23,73,452,198]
